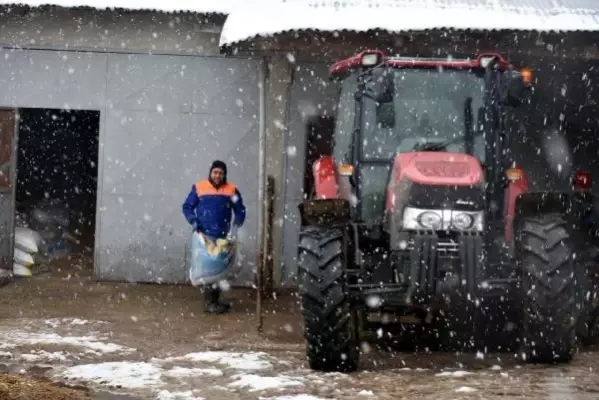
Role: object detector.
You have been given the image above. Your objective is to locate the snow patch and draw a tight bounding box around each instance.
[59,361,163,389]
[164,366,224,378]
[220,1,599,46]
[19,350,69,362]
[229,374,303,391]
[358,389,376,396]
[44,318,96,328]
[260,396,326,400]
[0,331,135,354]
[163,351,272,370]
[155,390,205,400]
[435,370,473,378]
[455,386,477,393]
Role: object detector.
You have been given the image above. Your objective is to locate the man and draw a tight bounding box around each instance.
[182,160,246,314]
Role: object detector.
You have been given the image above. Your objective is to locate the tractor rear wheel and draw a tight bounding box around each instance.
[297,226,358,372]
[516,214,579,363]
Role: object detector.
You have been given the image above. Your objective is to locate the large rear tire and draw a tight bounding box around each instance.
[297,227,359,372]
[516,214,579,363]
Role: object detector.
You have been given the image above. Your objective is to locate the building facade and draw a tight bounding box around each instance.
[1,1,598,288]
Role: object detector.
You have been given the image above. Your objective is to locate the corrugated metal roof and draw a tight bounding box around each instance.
[220,0,599,46]
[0,1,242,14]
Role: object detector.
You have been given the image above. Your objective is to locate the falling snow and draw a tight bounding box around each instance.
[1,1,599,399]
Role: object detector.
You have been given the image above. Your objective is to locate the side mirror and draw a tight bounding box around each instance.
[506,71,533,107]
[362,68,395,103]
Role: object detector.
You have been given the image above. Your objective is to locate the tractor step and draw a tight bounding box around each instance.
[349,284,412,308]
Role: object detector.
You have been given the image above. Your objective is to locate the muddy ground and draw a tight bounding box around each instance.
[1,256,599,399]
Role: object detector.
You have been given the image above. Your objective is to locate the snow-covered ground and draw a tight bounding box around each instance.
[0,318,362,399]
[0,316,596,399]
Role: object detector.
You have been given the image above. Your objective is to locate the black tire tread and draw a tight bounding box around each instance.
[517,214,578,363]
[297,226,358,372]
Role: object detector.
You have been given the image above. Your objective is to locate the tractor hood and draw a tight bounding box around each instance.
[394,152,484,186]
[388,152,485,211]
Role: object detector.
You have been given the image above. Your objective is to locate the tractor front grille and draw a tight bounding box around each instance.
[396,231,483,298]
[406,237,460,257]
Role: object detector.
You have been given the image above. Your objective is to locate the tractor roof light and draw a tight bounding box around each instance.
[479,56,495,69]
[506,168,524,182]
[520,67,534,86]
[361,53,380,67]
[338,164,355,176]
[574,171,592,191]
[360,50,385,67]
[477,53,510,70]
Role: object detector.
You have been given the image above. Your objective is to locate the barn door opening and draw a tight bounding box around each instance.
[14,108,100,278]
[0,109,18,281]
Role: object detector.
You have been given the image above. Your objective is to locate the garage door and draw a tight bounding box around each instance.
[98,54,261,285]
[0,48,261,285]
[281,62,338,286]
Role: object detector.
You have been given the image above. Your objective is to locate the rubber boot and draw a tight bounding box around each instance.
[203,285,231,314]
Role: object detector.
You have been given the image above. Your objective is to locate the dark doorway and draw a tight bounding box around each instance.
[14,108,100,274]
[303,115,336,198]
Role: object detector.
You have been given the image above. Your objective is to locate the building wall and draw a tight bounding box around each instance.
[0,47,262,285]
[5,6,599,287]
[0,6,224,54]
[0,8,263,285]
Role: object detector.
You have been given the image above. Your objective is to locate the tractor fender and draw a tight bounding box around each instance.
[298,199,351,227]
[514,191,590,222]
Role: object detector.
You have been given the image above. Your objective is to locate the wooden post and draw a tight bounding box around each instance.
[257,175,275,332]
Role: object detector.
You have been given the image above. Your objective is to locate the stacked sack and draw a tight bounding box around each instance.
[13,227,43,277]
[12,199,72,277]
[28,198,72,258]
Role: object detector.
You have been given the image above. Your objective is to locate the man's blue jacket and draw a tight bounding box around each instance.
[182,179,246,239]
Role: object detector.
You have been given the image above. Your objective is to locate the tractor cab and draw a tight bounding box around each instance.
[324,51,533,235]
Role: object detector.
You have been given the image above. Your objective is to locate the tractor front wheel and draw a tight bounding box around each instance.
[515,214,579,363]
[297,226,359,372]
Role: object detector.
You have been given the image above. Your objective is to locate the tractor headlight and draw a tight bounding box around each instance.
[451,213,474,230]
[418,211,443,229]
[402,207,484,231]
[452,211,484,231]
[402,207,442,230]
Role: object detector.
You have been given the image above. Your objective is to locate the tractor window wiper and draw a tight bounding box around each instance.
[413,137,463,151]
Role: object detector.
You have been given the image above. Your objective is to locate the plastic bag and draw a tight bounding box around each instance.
[189,232,236,286]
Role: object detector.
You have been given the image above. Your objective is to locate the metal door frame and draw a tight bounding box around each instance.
[0,107,19,274]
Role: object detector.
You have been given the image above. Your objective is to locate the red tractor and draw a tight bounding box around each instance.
[297,50,599,372]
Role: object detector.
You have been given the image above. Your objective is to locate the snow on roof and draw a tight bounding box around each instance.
[0,0,243,14]
[219,0,599,46]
